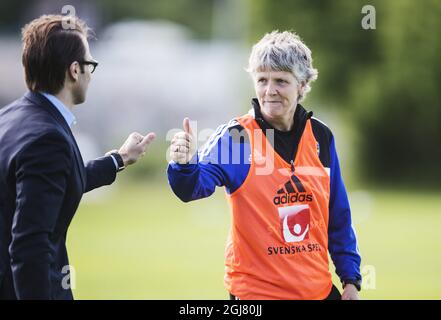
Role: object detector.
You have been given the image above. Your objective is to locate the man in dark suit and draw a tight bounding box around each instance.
[0,15,155,299]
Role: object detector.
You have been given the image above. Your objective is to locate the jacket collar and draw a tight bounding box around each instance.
[23,91,86,187]
[40,92,76,128]
[24,91,73,135]
[251,98,312,133]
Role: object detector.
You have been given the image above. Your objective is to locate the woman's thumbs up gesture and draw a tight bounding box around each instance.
[170,117,196,164]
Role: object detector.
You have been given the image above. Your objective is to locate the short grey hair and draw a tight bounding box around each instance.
[247,30,318,102]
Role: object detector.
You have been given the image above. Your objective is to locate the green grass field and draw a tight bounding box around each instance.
[68,179,441,299]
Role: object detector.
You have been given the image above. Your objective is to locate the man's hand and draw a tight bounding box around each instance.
[341,284,360,300]
[170,118,196,164]
[107,132,156,167]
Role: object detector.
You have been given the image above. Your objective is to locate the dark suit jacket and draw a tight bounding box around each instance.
[0,91,116,299]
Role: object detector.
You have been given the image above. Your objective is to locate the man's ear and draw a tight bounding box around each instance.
[67,61,80,82]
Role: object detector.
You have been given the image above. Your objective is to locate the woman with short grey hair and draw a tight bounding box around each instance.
[168,30,362,300]
[247,30,318,103]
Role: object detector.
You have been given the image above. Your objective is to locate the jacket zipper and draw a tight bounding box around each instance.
[290,111,313,174]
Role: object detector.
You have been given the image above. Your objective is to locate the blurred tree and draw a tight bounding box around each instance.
[353,0,441,188]
[0,0,217,38]
[247,0,381,105]
[2,0,440,187]
[0,0,29,32]
[248,0,441,188]
[96,0,216,38]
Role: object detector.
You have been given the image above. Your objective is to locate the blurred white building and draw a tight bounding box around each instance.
[0,20,253,160]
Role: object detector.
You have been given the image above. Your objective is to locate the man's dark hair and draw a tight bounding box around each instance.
[21,14,91,94]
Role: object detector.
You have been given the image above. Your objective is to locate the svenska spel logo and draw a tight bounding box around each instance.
[278,204,310,243]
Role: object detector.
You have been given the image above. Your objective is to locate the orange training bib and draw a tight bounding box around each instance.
[224,114,332,300]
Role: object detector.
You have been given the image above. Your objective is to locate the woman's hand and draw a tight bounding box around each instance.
[170,118,196,164]
[341,284,360,300]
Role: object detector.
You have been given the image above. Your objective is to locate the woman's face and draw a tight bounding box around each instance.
[253,70,303,122]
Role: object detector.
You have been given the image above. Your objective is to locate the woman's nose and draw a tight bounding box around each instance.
[265,83,277,96]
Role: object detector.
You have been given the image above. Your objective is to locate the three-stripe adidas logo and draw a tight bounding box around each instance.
[273,174,313,205]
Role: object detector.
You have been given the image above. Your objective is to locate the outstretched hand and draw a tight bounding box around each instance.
[107,131,156,167]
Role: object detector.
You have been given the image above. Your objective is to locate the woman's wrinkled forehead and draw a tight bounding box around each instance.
[254,64,293,74]
[252,69,298,84]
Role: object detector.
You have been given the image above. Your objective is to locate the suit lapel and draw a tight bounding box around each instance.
[24,91,86,190]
